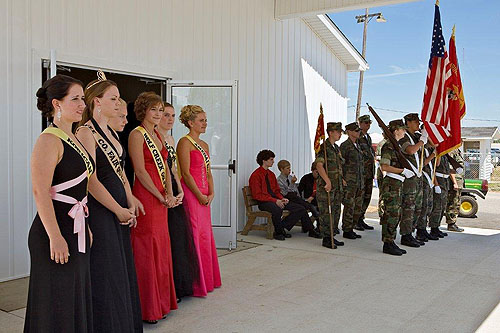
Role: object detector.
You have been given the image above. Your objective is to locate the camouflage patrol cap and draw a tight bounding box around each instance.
[345,122,361,132]
[404,113,421,122]
[326,122,343,132]
[358,114,372,123]
[388,119,407,131]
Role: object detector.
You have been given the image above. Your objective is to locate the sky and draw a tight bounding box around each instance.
[328,0,500,132]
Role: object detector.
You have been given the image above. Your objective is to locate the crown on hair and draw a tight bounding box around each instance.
[86,69,107,90]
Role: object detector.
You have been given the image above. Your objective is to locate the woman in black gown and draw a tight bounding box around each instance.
[25,75,95,332]
[157,102,200,299]
[76,73,143,332]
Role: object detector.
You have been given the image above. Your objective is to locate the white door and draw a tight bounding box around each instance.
[168,81,238,250]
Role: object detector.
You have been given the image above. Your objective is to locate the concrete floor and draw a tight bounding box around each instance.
[2,197,500,332]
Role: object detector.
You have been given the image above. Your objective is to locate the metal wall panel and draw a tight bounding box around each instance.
[0,0,349,280]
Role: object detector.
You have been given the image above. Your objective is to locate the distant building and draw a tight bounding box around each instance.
[462,127,500,180]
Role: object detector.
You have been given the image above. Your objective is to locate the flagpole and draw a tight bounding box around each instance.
[320,104,335,248]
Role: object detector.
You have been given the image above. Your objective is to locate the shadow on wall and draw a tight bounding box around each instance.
[301,58,348,162]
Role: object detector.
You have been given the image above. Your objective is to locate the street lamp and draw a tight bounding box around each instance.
[354,9,387,120]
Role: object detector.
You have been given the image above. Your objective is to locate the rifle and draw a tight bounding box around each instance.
[366,103,413,170]
[446,153,463,170]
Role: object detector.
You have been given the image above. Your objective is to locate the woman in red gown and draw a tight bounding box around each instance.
[128,92,178,324]
[177,105,221,297]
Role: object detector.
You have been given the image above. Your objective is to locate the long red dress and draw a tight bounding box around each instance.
[131,135,177,320]
[181,149,222,297]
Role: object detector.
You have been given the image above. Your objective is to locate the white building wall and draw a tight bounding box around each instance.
[0,0,348,281]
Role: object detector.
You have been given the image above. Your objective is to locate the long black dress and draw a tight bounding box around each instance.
[25,131,95,333]
[165,142,200,298]
[86,119,142,332]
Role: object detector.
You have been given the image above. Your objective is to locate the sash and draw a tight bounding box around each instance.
[43,127,94,179]
[423,147,434,188]
[136,126,168,192]
[81,123,126,184]
[184,135,210,173]
[404,133,421,177]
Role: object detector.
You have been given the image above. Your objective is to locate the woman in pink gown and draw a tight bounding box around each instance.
[177,105,221,297]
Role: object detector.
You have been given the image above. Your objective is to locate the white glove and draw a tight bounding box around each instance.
[434,185,442,194]
[420,128,428,144]
[456,167,464,174]
[401,168,415,179]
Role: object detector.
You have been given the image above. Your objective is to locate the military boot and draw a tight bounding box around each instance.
[447,223,464,232]
[431,227,445,238]
[416,229,429,242]
[383,242,403,256]
[360,219,374,230]
[424,228,439,240]
[322,237,337,249]
[411,234,425,246]
[401,234,420,247]
[393,242,407,254]
[438,229,448,237]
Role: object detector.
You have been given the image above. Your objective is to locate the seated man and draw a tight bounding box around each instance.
[276,160,320,225]
[298,162,319,208]
[249,150,320,240]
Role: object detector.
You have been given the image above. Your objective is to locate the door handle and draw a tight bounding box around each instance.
[228,159,236,174]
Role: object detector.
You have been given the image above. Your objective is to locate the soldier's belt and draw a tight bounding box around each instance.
[385,172,405,182]
[435,172,450,179]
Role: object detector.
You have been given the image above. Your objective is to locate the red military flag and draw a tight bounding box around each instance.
[436,26,466,155]
[314,104,325,154]
[421,2,452,151]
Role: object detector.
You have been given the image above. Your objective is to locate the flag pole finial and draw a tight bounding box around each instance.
[452,25,456,37]
[320,103,323,114]
[436,0,439,6]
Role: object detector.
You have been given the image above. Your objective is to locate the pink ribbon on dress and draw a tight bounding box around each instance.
[50,171,89,253]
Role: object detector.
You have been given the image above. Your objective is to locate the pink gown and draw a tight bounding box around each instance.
[181,149,222,297]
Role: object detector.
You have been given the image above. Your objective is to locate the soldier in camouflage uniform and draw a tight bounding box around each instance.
[340,122,364,240]
[428,154,451,238]
[416,141,439,241]
[315,122,345,249]
[445,149,465,232]
[398,113,427,248]
[356,114,375,231]
[379,120,415,255]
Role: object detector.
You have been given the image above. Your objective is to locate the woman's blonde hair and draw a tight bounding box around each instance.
[179,105,205,128]
[79,80,117,127]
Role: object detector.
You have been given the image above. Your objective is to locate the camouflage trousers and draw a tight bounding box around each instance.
[380,177,403,242]
[399,176,422,235]
[377,168,384,218]
[317,187,342,238]
[360,175,374,222]
[342,184,364,232]
[445,186,460,224]
[412,177,424,230]
[417,178,434,229]
[429,177,449,228]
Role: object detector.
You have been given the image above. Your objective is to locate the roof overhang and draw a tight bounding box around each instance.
[303,14,368,72]
[275,0,422,20]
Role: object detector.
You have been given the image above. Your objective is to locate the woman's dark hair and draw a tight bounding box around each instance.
[311,161,317,171]
[256,149,275,166]
[36,75,83,122]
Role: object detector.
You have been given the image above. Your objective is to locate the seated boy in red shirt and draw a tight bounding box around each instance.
[248,150,320,240]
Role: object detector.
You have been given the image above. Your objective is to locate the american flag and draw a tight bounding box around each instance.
[421,3,452,145]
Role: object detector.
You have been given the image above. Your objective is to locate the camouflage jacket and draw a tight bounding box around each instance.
[449,150,464,188]
[340,138,364,189]
[436,154,451,190]
[315,140,344,191]
[358,132,375,178]
[398,131,422,176]
[380,141,403,169]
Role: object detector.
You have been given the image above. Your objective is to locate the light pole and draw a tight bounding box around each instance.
[354,9,387,120]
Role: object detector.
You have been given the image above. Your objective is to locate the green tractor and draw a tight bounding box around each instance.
[459,179,488,218]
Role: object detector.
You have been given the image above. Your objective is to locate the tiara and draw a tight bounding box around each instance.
[86,69,107,90]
